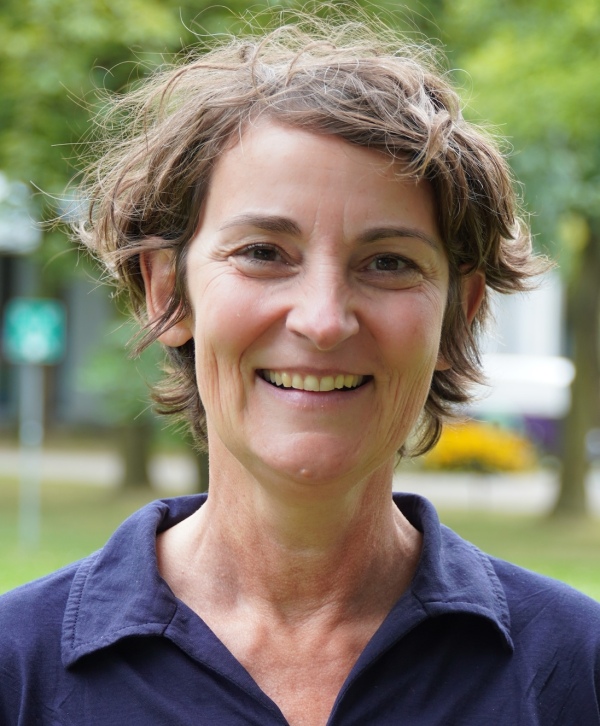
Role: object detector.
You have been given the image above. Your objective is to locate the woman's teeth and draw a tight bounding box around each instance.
[262,371,364,392]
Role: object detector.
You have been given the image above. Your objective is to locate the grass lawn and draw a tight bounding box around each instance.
[0,480,160,594]
[1,479,599,601]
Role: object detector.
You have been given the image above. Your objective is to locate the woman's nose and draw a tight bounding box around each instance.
[285,265,359,350]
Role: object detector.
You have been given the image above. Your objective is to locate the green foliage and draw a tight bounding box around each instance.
[77,318,162,424]
[1,0,171,191]
[0,0,267,198]
[441,0,600,517]
[0,0,297,288]
[442,0,600,248]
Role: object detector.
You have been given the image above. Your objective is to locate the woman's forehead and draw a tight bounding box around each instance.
[200,120,441,245]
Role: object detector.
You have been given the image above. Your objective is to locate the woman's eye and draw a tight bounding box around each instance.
[234,244,287,264]
[230,243,295,277]
[361,254,423,288]
[242,244,282,262]
[366,255,408,272]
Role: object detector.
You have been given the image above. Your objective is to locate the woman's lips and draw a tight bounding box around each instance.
[259,370,369,392]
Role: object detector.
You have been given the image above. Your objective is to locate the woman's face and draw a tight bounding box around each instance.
[178,121,449,486]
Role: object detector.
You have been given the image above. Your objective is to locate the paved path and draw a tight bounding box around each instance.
[1,445,599,515]
[0,446,196,491]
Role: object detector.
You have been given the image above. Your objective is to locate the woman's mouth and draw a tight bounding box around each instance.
[258,370,370,392]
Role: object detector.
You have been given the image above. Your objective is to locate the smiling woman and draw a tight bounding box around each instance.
[77,16,540,459]
[141,122,453,489]
[1,12,599,726]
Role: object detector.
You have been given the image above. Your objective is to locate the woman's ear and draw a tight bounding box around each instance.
[462,269,486,326]
[435,269,486,371]
[140,249,193,347]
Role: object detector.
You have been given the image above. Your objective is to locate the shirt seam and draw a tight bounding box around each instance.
[68,552,99,651]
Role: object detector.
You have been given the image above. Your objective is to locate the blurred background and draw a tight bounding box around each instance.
[0,0,598,597]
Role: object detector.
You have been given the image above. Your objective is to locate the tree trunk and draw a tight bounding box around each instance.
[552,224,600,516]
[119,421,153,489]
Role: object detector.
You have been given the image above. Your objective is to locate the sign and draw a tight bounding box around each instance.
[2,298,66,365]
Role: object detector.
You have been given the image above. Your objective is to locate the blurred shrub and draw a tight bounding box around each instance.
[422,420,538,473]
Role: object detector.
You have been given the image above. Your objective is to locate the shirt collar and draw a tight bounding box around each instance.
[62,493,512,667]
[396,493,513,651]
[61,495,206,667]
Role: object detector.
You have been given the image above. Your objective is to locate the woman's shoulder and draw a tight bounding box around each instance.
[0,557,97,722]
[489,554,600,614]
[487,553,600,655]
[430,511,600,635]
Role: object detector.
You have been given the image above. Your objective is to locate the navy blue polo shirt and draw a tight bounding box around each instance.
[1,493,599,725]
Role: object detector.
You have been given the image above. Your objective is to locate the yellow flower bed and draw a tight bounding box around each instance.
[422,420,538,473]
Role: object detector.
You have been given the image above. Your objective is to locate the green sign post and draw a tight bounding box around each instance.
[2,298,66,548]
[3,298,65,365]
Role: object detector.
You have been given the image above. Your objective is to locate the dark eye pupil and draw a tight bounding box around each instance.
[376,256,399,271]
[254,247,276,261]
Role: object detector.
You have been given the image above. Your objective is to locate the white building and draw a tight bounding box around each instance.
[472,272,573,420]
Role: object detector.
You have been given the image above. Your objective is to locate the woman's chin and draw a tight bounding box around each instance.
[245,433,387,492]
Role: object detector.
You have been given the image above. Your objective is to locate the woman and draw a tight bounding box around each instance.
[1,17,599,726]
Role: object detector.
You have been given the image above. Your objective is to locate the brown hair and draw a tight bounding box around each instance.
[76,14,548,454]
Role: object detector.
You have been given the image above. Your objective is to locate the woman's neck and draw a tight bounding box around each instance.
[157,443,422,624]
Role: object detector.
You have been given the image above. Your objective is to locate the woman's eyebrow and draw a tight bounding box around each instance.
[219,215,441,251]
[219,214,301,236]
[357,226,441,251]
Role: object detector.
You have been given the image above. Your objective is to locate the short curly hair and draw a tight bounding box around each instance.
[77,15,547,455]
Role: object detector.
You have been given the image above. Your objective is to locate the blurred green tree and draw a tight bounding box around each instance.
[78,318,209,491]
[78,319,160,488]
[442,0,600,515]
[0,0,261,278]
